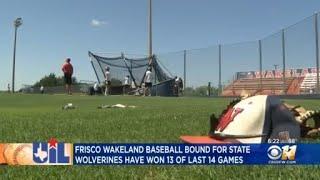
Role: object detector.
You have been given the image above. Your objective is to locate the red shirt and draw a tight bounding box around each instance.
[62,62,73,75]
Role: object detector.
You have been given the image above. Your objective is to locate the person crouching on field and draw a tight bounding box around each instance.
[104,66,111,96]
[61,58,73,95]
[144,67,152,96]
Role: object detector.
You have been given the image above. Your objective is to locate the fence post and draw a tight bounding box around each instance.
[315,13,320,94]
[218,44,222,96]
[154,56,158,96]
[259,40,262,93]
[281,29,286,95]
[183,50,187,91]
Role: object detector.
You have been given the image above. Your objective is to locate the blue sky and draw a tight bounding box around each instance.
[1,0,320,89]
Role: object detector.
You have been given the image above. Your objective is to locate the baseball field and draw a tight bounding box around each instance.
[0,93,319,179]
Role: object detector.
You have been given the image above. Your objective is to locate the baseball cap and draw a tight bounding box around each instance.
[180,95,301,144]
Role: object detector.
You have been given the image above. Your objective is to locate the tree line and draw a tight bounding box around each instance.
[33,73,78,87]
[33,73,219,96]
[184,86,219,96]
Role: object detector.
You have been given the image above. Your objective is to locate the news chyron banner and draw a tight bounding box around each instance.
[1,139,320,165]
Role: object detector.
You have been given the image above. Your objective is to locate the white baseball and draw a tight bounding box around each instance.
[3,144,33,165]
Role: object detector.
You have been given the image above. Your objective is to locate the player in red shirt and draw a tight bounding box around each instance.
[62,58,74,95]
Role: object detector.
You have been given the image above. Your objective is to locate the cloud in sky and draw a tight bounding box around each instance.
[90,19,108,27]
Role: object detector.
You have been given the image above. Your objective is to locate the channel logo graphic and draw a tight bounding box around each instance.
[33,138,73,165]
[267,145,297,162]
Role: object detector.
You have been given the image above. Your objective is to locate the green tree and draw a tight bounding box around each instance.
[184,87,195,96]
[34,73,78,87]
[110,78,122,86]
[184,86,219,96]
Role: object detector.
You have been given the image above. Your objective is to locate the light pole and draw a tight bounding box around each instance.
[148,0,152,63]
[12,17,23,93]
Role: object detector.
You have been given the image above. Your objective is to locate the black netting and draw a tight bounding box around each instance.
[88,51,173,87]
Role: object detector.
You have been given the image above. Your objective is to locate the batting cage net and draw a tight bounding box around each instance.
[88,51,173,87]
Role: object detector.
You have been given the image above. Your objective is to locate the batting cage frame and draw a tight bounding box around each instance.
[88,51,177,96]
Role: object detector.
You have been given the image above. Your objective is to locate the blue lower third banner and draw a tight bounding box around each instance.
[73,144,320,165]
[2,143,320,165]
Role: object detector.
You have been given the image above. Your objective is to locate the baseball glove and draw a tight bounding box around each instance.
[283,103,320,138]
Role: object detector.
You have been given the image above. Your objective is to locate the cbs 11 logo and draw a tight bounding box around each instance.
[267,145,297,161]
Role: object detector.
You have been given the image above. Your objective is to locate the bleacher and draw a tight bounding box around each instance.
[300,73,318,94]
[222,77,297,96]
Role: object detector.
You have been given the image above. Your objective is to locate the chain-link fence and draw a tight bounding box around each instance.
[155,13,320,96]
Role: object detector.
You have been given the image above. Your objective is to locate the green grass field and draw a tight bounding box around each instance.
[0,93,320,179]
